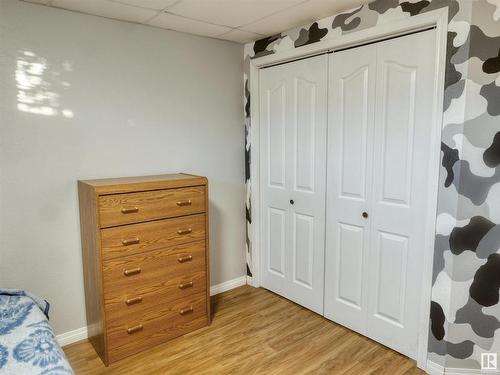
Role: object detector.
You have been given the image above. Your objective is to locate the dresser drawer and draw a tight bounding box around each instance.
[102,241,205,294]
[106,293,208,362]
[104,269,206,323]
[98,186,205,228]
[101,214,205,260]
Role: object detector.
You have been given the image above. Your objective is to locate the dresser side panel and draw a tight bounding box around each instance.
[78,181,107,364]
[205,180,211,324]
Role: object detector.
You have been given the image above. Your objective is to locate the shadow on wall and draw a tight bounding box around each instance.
[15,50,74,118]
[209,200,222,287]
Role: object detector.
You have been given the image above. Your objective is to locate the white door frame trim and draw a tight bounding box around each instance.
[248,8,448,371]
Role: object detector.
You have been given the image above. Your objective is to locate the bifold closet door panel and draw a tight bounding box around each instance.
[325,28,438,359]
[260,54,328,314]
[324,45,377,331]
[366,29,437,358]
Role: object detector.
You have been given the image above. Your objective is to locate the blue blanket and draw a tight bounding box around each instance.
[0,289,74,374]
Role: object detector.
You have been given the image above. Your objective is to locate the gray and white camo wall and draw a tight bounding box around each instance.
[243,0,500,370]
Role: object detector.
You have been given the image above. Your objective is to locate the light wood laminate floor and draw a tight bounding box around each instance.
[64,285,424,374]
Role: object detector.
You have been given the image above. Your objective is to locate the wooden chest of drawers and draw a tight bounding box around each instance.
[78,173,210,365]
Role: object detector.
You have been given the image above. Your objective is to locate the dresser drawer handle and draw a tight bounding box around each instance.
[125,296,143,306]
[127,324,143,334]
[179,306,194,315]
[177,228,192,235]
[121,207,139,214]
[176,200,192,207]
[177,255,193,263]
[179,281,194,290]
[122,237,140,246]
[123,267,141,276]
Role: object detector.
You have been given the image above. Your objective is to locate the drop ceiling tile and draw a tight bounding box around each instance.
[303,0,369,19]
[110,0,178,11]
[167,0,306,28]
[51,0,158,23]
[217,29,263,44]
[242,0,369,36]
[241,1,317,36]
[149,12,232,37]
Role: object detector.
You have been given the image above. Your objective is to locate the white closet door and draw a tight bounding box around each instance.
[260,54,328,314]
[323,45,377,331]
[325,29,437,359]
[367,29,437,358]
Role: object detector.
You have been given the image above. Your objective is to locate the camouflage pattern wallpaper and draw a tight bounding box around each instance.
[243,0,500,370]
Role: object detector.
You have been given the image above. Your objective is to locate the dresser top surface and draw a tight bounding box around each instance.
[79,173,207,195]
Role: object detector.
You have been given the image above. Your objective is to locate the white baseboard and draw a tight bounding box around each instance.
[426,360,500,375]
[445,368,500,375]
[57,326,88,347]
[57,276,247,348]
[210,275,247,296]
[426,360,445,375]
[246,275,254,286]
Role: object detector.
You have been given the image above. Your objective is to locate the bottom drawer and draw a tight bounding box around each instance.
[106,292,208,363]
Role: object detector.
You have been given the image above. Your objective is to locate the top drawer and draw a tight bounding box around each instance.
[98,186,205,228]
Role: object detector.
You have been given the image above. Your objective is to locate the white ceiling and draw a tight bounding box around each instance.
[22,0,370,44]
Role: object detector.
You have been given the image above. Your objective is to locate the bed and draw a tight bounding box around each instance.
[0,290,74,374]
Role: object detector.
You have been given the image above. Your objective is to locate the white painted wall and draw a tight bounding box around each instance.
[0,0,245,335]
